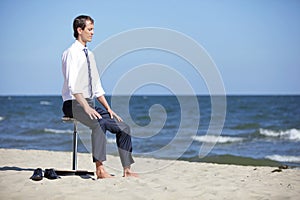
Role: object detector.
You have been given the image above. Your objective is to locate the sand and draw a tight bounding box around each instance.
[0,148,299,200]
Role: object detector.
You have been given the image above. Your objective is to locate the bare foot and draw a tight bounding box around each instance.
[123,167,138,178]
[96,161,114,179]
[96,169,114,179]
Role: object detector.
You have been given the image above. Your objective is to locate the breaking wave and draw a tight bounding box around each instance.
[44,128,73,134]
[259,128,300,141]
[266,155,300,163]
[107,138,116,144]
[40,101,52,106]
[192,135,244,144]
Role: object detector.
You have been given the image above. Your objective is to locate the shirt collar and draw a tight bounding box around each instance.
[74,40,87,51]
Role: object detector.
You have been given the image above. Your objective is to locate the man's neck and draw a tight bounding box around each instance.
[77,38,87,47]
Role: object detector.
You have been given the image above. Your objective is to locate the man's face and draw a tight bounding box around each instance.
[78,20,94,43]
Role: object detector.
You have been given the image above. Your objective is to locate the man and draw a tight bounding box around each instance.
[61,15,137,178]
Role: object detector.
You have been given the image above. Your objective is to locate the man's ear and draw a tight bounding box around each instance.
[77,27,83,35]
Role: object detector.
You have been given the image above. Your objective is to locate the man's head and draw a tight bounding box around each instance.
[73,15,94,43]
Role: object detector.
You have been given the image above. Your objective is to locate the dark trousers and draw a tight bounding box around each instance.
[62,99,134,167]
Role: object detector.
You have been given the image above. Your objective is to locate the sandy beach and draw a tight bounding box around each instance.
[0,148,299,200]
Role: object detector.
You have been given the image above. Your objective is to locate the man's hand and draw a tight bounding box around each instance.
[97,95,123,122]
[84,106,102,120]
[107,108,123,122]
[73,93,101,120]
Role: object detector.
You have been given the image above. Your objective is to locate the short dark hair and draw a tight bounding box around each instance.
[73,15,94,39]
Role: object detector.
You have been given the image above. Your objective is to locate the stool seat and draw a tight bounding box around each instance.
[55,116,94,177]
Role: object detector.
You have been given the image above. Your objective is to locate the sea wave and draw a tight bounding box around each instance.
[192,135,244,144]
[44,128,73,134]
[0,116,4,122]
[40,101,52,106]
[259,128,300,141]
[107,138,116,144]
[266,155,300,163]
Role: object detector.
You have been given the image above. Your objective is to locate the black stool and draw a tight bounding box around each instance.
[55,117,94,176]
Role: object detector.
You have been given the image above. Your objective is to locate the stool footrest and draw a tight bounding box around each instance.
[55,169,94,176]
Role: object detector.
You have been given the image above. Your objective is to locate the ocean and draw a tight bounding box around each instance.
[0,95,299,167]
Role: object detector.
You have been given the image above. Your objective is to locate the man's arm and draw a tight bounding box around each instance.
[97,95,123,122]
[73,93,101,120]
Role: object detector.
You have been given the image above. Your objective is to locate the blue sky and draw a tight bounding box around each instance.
[0,0,299,95]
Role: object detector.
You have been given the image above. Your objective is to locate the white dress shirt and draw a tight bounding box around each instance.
[62,40,105,101]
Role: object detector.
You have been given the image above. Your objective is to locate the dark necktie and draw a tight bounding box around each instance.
[83,48,93,98]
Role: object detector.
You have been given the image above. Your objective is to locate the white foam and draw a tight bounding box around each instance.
[40,101,52,105]
[259,128,300,141]
[44,128,73,134]
[0,116,4,121]
[192,135,244,144]
[106,138,116,143]
[266,155,300,163]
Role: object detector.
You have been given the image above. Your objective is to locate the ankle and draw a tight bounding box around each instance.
[123,166,138,177]
[96,161,103,167]
[96,161,106,172]
[123,166,131,172]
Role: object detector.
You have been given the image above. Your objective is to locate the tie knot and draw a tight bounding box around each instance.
[83,48,88,56]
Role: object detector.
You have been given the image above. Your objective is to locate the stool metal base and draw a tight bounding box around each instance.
[56,117,94,177]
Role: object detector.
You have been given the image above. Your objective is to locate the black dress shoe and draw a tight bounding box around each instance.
[44,168,60,179]
[30,168,43,181]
